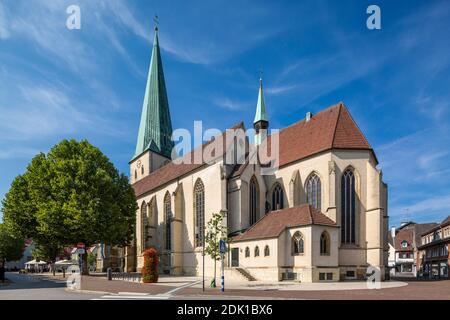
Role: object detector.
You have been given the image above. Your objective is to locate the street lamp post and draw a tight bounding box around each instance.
[202,220,205,292]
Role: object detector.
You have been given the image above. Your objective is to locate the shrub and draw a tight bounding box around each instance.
[142,247,159,283]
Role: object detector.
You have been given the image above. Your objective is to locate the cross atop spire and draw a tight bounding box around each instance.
[133,22,174,161]
[153,15,159,32]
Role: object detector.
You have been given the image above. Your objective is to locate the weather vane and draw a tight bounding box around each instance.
[154,15,159,31]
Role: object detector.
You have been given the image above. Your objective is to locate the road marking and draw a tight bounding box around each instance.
[164,279,203,295]
[93,294,170,300]
[117,292,149,296]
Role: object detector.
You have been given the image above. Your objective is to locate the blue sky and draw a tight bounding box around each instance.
[0,0,449,227]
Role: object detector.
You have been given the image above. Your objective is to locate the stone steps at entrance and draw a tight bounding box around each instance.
[235,267,257,281]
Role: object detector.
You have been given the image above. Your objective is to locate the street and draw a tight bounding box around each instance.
[0,272,103,300]
[2,272,450,300]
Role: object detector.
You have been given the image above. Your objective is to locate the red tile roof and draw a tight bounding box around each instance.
[266,102,372,168]
[133,122,244,197]
[395,228,414,251]
[232,204,337,242]
[133,102,374,196]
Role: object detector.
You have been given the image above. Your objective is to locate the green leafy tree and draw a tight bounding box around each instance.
[205,211,228,288]
[0,223,24,266]
[87,252,96,269]
[2,139,138,275]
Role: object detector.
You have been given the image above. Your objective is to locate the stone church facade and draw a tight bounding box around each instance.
[124,26,389,282]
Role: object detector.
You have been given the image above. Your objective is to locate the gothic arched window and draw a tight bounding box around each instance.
[341,168,356,244]
[140,201,147,253]
[306,173,321,211]
[271,183,284,210]
[194,179,205,248]
[264,245,270,257]
[164,192,171,251]
[245,247,250,258]
[249,176,260,225]
[292,231,304,255]
[254,246,260,257]
[320,231,330,255]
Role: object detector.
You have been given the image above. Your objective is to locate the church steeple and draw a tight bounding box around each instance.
[253,77,269,145]
[133,21,174,161]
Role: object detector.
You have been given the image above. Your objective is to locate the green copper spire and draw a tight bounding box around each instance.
[253,78,268,124]
[253,77,269,146]
[133,24,174,160]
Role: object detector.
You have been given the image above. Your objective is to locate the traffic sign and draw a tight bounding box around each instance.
[219,240,227,254]
[77,248,85,255]
[77,243,85,249]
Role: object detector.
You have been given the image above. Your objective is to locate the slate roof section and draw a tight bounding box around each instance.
[232,204,337,242]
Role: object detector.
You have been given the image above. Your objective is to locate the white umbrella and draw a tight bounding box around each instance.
[25,259,47,265]
[55,260,78,266]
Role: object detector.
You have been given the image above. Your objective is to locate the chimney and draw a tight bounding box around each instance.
[306,112,313,122]
[391,227,396,239]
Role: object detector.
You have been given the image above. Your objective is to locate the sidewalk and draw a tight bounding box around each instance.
[79,275,199,295]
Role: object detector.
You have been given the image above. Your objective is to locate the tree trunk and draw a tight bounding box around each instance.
[213,241,217,287]
[82,252,89,276]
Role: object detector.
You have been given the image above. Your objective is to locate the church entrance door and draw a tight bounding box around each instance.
[231,248,239,267]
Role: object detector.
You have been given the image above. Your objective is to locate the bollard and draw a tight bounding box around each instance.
[107,267,112,281]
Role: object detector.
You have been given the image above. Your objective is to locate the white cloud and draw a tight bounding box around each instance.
[391,194,450,223]
[0,1,10,39]
[0,147,40,160]
[214,97,250,111]
[418,151,448,169]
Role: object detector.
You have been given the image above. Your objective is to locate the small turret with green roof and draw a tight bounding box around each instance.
[253,77,269,145]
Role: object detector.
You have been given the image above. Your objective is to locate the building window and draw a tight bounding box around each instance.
[194,179,205,248]
[164,192,171,251]
[264,245,270,257]
[249,176,260,225]
[341,168,356,244]
[319,273,325,280]
[134,170,137,180]
[245,247,250,258]
[141,166,144,175]
[320,231,330,255]
[401,241,408,248]
[140,201,147,253]
[292,231,304,255]
[306,173,321,211]
[254,246,260,257]
[327,273,333,280]
[271,183,284,210]
[346,270,355,278]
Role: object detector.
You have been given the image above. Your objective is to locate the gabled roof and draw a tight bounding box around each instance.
[420,216,450,236]
[133,102,376,195]
[394,228,414,251]
[266,102,374,168]
[232,204,337,242]
[133,122,245,197]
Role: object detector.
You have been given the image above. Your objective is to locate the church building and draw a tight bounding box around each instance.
[124,25,389,282]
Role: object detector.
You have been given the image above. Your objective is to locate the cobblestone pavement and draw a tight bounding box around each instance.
[79,275,450,300]
[175,279,450,300]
